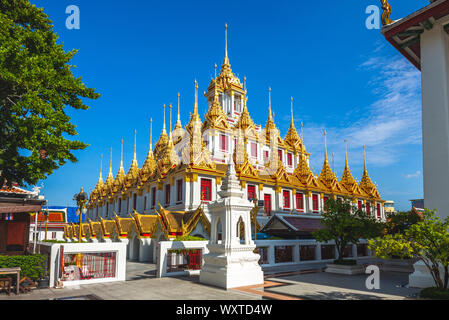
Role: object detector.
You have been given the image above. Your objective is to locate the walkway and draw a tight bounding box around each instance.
[0,261,421,300]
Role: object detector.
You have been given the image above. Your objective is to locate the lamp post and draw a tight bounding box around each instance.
[44,206,49,241]
[73,187,88,267]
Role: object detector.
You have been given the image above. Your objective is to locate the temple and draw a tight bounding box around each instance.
[80,25,385,246]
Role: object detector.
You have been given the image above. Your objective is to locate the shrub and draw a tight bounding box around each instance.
[174,235,206,241]
[0,254,46,280]
[420,287,449,300]
[333,259,357,266]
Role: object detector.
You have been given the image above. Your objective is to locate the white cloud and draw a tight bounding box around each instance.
[287,55,421,172]
[404,171,421,179]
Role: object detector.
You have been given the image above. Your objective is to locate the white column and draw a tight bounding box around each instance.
[421,23,449,219]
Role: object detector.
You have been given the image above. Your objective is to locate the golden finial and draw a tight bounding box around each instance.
[149,118,153,149]
[301,121,303,139]
[224,23,228,62]
[193,80,199,116]
[290,96,294,126]
[363,145,367,171]
[344,138,348,167]
[99,153,103,181]
[268,87,273,120]
[214,63,217,79]
[176,93,182,129]
[162,104,166,133]
[108,147,113,176]
[120,139,124,170]
[169,103,173,134]
[133,129,137,164]
[324,130,328,161]
[244,76,247,92]
[381,0,394,26]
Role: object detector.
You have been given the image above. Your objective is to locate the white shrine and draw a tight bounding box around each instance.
[200,156,264,289]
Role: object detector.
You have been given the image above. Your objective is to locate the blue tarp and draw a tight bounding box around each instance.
[47,206,82,223]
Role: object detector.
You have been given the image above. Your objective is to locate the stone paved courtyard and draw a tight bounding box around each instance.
[0,261,422,300]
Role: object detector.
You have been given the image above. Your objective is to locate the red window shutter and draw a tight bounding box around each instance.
[296,193,304,211]
[283,190,290,209]
[366,203,371,215]
[251,143,257,158]
[312,194,319,211]
[247,185,256,201]
[278,150,283,162]
[377,203,381,218]
[133,194,137,210]
[220,134,227,151]
[201,179,212,201]
[357,200,362,210]
[263,151,269,161]
[264,194,272,215]
[323,196,329,212]
[287,153,293,166]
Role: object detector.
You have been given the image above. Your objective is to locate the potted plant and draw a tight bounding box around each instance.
[313,198,384,275]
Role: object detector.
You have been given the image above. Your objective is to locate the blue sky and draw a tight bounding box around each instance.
[31,0,425,211]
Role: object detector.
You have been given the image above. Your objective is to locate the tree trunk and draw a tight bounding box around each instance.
[444,265,448,290]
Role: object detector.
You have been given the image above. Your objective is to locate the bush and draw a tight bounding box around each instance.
[0,254,46,280]
[333,259,357,266]
[420,287,449,300]
[174,235,206,241]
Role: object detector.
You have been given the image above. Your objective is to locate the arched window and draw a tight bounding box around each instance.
[237,216,245,243]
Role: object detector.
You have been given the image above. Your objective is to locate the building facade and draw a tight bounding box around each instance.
[85,26,386,237]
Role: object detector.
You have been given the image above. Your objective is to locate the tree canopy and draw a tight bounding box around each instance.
[313,198,384,263]
[369,209,449,290]
[0,0,100,187]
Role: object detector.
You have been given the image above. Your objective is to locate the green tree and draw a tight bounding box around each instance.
[369,209,449,290]
[384,210,423,235]
[313,198,384,264]
[0,0,100,187]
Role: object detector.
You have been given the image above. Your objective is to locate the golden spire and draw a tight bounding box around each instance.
[141,118,156,177]
[186,80,202,135]
[318,130,341,192]
[194,80,199,116]
[125,130,139,187]
[359,145,380,198]
[324,130,328,162]
[301,121,303,139]
[175,93,182,130]
[285,96,301,150]
[244,76,247,92]
[113,139,126,191]
[363,145,367,173]
[98,153,103,184]
[290,96,294,126]
[214,63,217,79]
[340,138,358,194]
[162,104,167,134]
[132,129,137,166]
[105,147,114,186]
[150,118,153,150]
[169,103,173,135]
[224,23,229,65]
[268,87,272,119]
[119,139,124,173]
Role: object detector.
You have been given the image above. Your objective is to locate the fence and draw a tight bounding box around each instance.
[31,241,127,287]
[61,252,116,281]
[156,239,373,278]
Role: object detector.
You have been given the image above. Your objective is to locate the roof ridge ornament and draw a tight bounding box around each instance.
[381,0,394,26]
